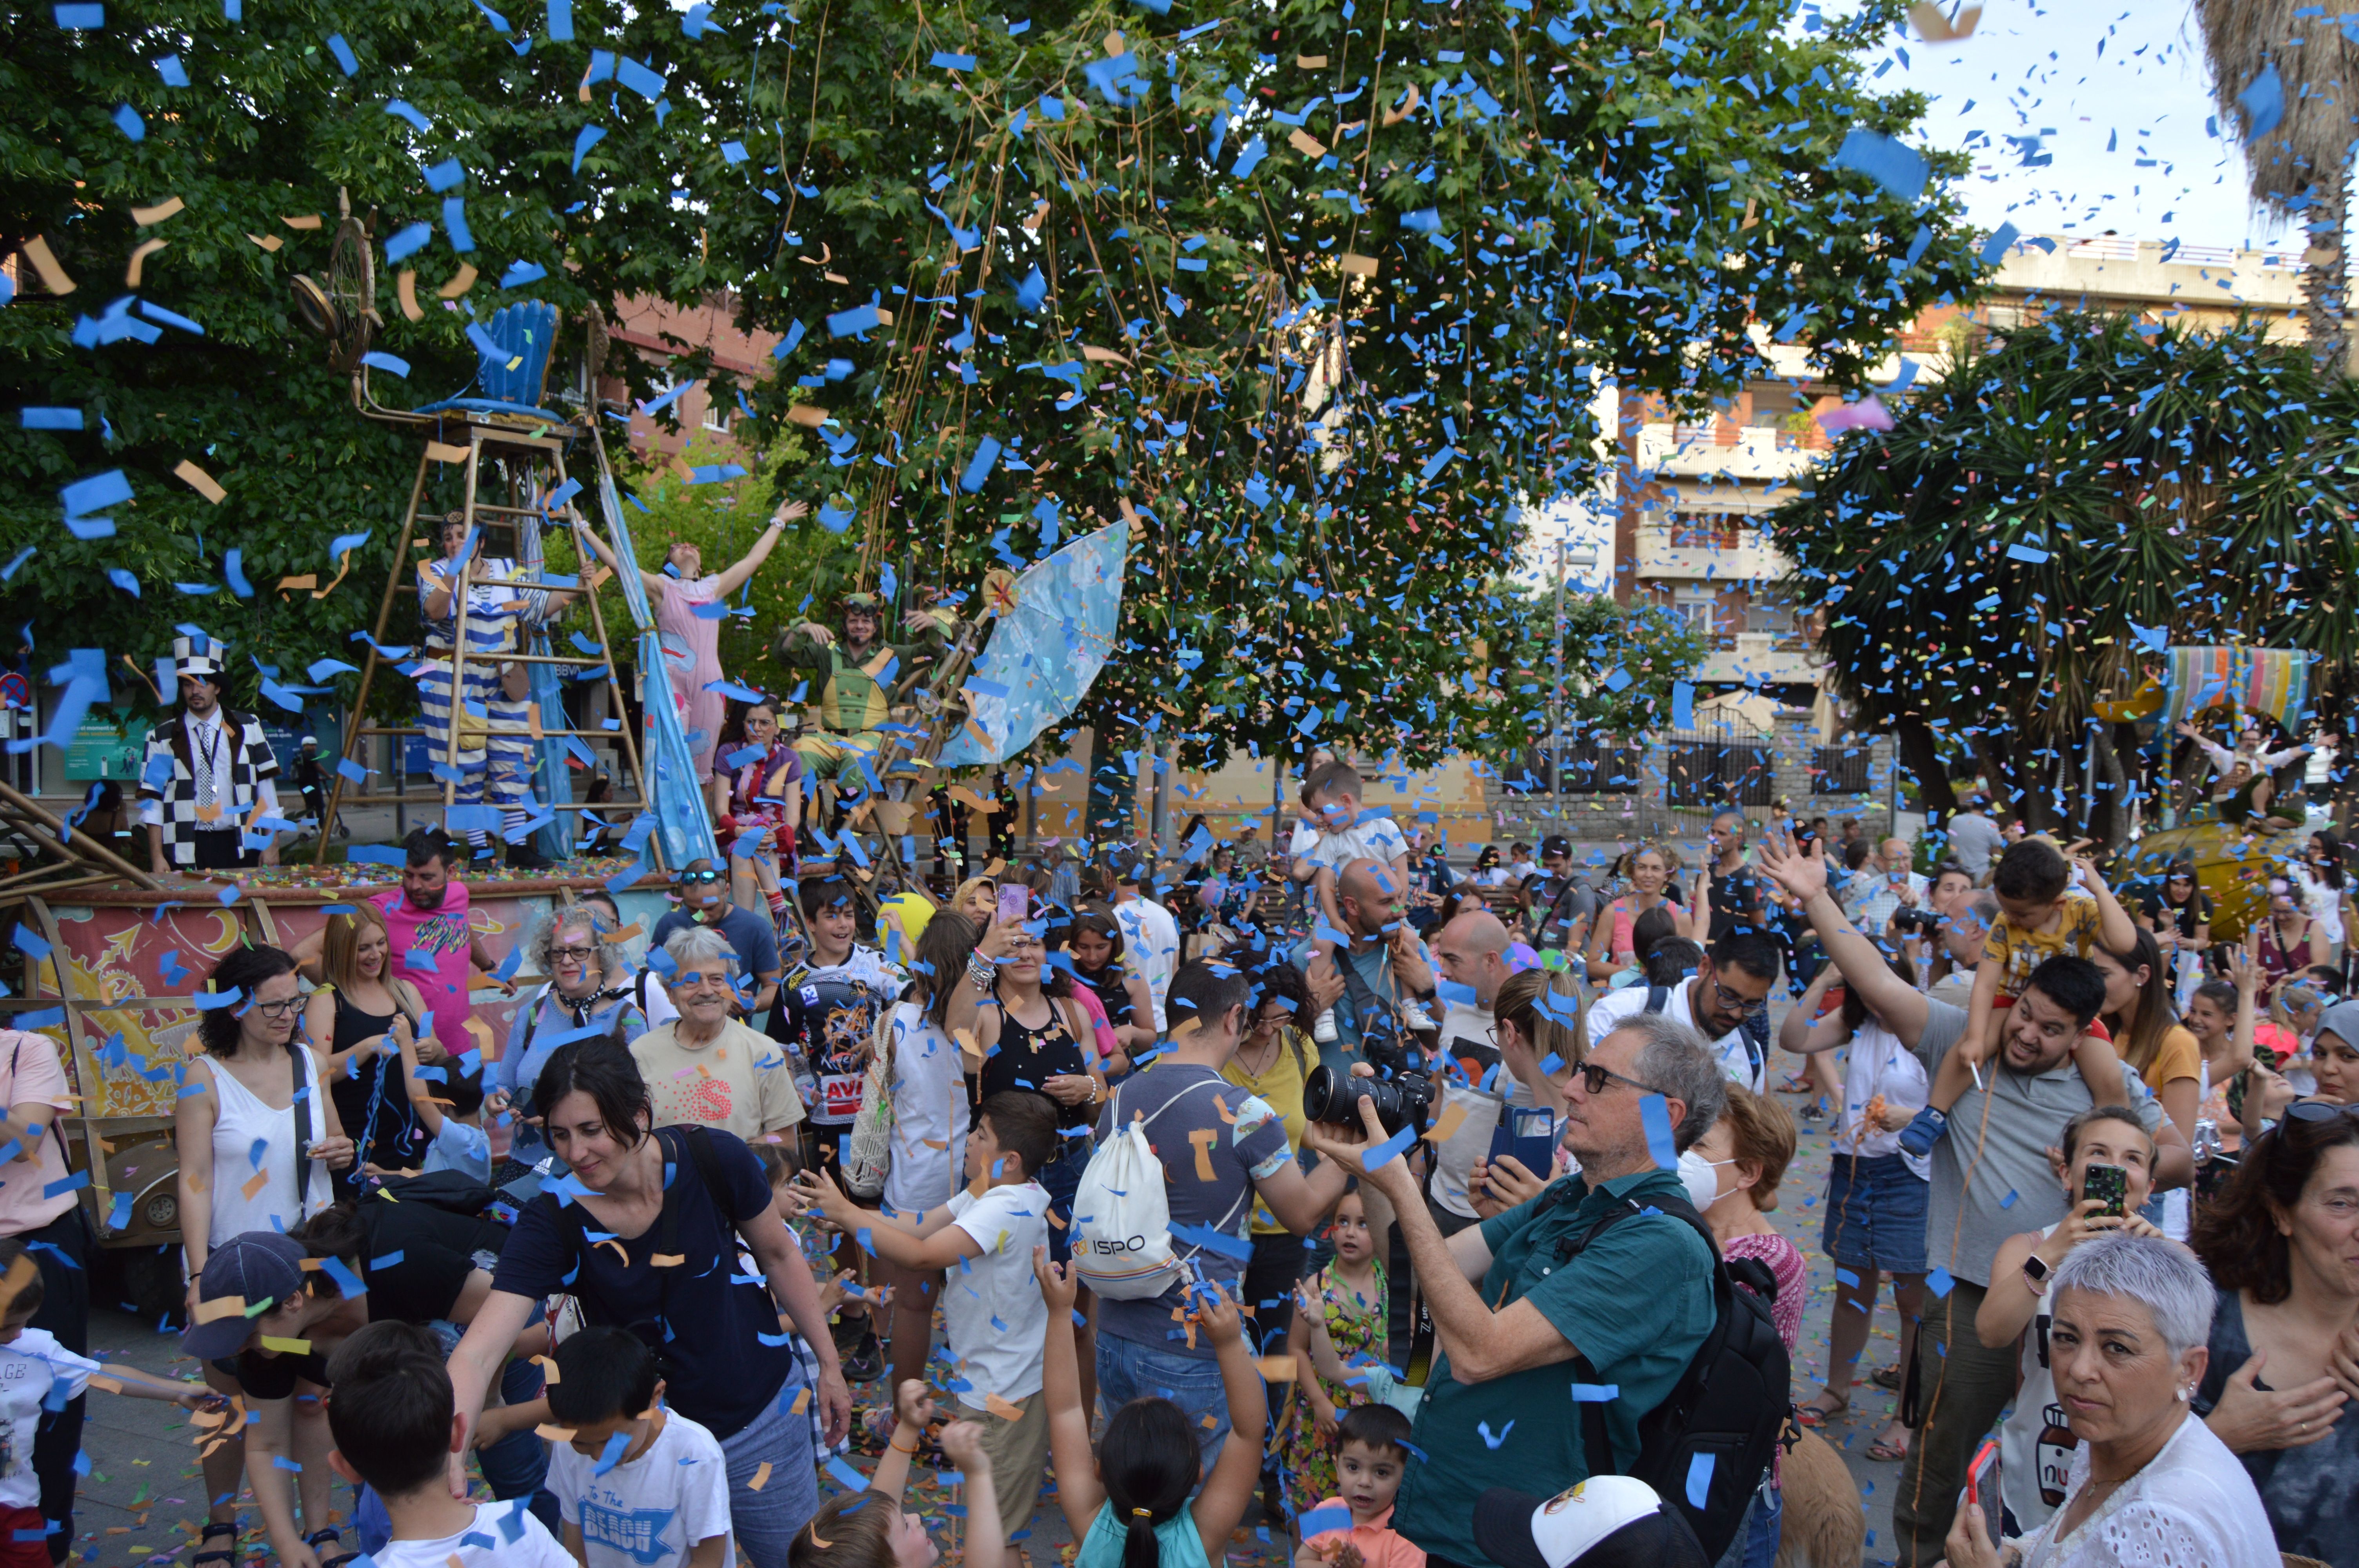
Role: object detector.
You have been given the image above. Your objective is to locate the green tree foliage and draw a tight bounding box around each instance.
[1766,310,2359,838]
[682,0,1978,769]
[0,0,740,721]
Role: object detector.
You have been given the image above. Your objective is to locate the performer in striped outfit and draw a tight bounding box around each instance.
[414,512,578,858]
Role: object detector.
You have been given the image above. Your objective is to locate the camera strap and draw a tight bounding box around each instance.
[1335,944,1403,1053]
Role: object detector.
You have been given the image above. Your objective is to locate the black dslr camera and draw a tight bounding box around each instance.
[1890,905,1942,936]
[1302,1031,1436,1137]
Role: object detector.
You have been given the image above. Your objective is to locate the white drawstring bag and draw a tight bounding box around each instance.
[1070,1109,1183,1301]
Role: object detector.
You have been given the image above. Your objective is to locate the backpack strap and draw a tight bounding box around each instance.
[289,1042,316,1211]
[1643,986,1670,1015]
[1557,1191,1730,1481]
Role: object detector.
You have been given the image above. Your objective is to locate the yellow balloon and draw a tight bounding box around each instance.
[2117,822,2307,942]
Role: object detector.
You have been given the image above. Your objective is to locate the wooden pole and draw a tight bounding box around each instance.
[0,781,165,890]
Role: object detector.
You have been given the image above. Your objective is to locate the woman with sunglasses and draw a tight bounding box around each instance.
[488,907,651,1176]
[2136,862,2211,1010]
[177,947,363,1553]
[2189,1103,2359,1566]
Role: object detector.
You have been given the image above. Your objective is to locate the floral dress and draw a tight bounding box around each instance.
[1276,1260,1389,1520]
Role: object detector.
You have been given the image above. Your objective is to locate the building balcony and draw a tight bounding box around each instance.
[1697,634,1822,685]
[1634,525,1791,582]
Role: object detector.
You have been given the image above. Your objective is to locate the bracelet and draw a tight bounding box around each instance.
[891,1437,920,1455]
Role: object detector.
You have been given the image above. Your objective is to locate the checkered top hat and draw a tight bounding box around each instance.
[172,634,224,679]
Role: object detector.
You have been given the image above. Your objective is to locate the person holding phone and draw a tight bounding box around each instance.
[1975,1106,2165,1540]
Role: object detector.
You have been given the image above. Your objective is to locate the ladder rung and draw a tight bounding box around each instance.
[335,797,647,811]
[346,725,632,740]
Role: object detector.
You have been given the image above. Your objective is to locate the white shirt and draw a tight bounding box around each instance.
[1838,1020,1928,1161]
[1584,979,1767,1093]
[0,1330,95,1508]
[1297,814,1409,877]
[1428,1002,1532,1220]
[136,710,283,828]
[1510,858,1540,882]
[881,1000,968,1218]
[2292,866,2347,946]
[1114,895,1180,1031]
[1854,869,1929,940]
[371,1502,573,1568]
[944,1180,1052,1410]
[2019,1410,2277,1568]
[547,1410,733,1568]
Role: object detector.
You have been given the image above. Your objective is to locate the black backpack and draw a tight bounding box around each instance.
[1556,1190,1791,1563]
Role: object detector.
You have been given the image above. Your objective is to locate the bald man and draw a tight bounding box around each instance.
[1427,909,1534,1233]
[1293,856,1439,1078]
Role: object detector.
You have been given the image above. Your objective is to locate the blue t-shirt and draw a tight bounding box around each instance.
[650,905,782,985]
[489,1126,794,1440]
[422,1118,491,1183]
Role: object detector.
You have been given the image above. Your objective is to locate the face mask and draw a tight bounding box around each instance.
[1677,1149,1730,1209]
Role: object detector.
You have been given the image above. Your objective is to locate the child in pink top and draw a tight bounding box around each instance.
[1293,1405,1425,1568]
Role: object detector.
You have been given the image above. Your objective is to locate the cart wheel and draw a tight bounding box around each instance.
[121,1244,187,1325]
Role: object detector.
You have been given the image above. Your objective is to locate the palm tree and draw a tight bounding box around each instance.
[1766,310,2359,844]
[2194,2,2359,374]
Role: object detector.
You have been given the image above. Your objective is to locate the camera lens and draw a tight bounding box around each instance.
[1303,1065,1430,1137]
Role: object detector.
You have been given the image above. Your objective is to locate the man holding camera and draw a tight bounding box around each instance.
[1304,1014,1727,1568]
[1092,962,1359,1472]
[1292,857,1440,1078]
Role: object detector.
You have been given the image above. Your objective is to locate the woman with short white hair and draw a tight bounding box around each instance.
[489,905,649,1173]
[1946,1234,2277,1568]
[629,924,807,1146]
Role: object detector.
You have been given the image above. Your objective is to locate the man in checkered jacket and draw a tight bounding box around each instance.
[136,635,285,873]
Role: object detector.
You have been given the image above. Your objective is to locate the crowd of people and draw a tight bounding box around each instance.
[5,754,2356,1568]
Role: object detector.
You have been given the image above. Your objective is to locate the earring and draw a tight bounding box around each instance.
[2177,1387,2192,1403]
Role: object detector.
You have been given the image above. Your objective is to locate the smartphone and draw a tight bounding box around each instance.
[1487,1106,1558,1183]
[996,882,1030,924]
[2082,1163,2129,1219]
[1965,1439,2001,1512]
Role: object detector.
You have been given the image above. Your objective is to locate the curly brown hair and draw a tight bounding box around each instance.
[2190,1108,2359,1305]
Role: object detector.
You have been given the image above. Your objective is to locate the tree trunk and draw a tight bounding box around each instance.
[2307,158,2355,379]
[2092,722,2129,852]
[1971,731,2017,826]
[1894,717,1959,818]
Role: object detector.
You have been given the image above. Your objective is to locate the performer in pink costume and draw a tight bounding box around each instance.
[575,497,808,775]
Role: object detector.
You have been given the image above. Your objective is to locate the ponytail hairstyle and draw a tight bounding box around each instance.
[1099,1397,1198,1568]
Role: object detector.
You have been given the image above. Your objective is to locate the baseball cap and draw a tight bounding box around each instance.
[1472,1479,1709,1568]
[181,1232,306,1359]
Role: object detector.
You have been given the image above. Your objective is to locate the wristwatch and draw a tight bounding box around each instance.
[2021,1252,2053,1296]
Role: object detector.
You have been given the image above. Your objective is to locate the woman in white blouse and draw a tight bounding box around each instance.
[1945,1234,2277,1568]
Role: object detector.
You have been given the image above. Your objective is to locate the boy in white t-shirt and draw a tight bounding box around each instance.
[323,1321,574,1568]
[544,1327,732,1568]
[0,1245,219,1563]
[794,1089,1054,1542]
[1288,759,1411,1044]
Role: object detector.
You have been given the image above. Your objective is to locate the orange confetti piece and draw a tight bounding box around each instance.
[20,237,74,296]
[240,1168,269,1201]
[985,1393,1025,1422]
[173,460,228,505]
[397,269,424,323]
[132,196,185,226]
[126,238,168,287]
[534,1424,578,1441]
[437,262,478,300]
[282,214,322,230]
[748,1461,772,1492]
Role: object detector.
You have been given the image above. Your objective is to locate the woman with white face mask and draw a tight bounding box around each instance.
[1776,951,1930,1465]
[1682,1085,1803,1568]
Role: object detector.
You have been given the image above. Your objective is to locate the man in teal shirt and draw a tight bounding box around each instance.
[1309,1012,1727,1568]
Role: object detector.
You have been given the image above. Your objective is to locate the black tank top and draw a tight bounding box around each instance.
[972,996,1091,1130]
[1073,965,1134,1029]
[329,989,420,1186]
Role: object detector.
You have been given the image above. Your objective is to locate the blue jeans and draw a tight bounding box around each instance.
[1038,1138,1087,1264]
[720,1385,821,1568]
[1095,1331,1229,1483]
[1710,1481,1780,1568]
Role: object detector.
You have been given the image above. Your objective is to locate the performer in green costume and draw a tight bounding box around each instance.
[771,592,947,788]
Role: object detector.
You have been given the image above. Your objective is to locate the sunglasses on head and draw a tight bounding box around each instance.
[2285,1100,2359,1125]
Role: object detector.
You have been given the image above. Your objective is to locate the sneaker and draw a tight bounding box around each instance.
[843,1328,884,1383]
[1898,1105,1951,1159]
[1400,1000,1437,1032]
[1313,1007,1339,1044]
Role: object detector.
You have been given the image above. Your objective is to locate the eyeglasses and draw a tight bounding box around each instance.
[551,945,598,963]
[1704,973,1771,1019]
[249,997,304,1019]
[1576,1061,1667,1098]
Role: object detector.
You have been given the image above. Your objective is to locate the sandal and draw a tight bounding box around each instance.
[194,1522,238,1568]
[1796,1390,1848,1428]
[1866,1429,1911,1463]
[1871,1365,1905,1392]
